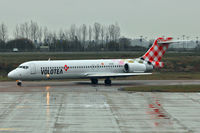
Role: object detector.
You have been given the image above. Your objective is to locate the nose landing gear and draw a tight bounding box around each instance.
[16,80,22,86]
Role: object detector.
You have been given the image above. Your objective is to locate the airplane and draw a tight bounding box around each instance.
[8,37,180,86]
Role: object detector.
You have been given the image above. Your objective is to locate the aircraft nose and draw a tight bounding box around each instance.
[8,70,16,79]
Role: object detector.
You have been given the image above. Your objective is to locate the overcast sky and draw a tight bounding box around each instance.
[0,0,199,39]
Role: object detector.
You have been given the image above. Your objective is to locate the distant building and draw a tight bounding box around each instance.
[169,41,197,49]
[12,48,19,52]
[40,46,49,52]
[130,39,149,48]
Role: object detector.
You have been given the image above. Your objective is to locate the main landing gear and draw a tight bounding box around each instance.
[16,80,22,86]
[91,78,112,85]
[91,78,98,85]
[104,78,111,86]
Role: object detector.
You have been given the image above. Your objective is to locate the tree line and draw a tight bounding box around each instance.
[0,21,139,52]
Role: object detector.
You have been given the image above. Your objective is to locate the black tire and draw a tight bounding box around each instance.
[91,79,98,84]
[17,81,22,86]
[105,79,111,85]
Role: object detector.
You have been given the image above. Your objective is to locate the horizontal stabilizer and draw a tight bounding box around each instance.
[158,40,191,44]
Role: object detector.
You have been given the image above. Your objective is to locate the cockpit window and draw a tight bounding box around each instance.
[18,66,29,69]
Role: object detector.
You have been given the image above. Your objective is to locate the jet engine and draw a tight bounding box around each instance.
[124,63,147,73]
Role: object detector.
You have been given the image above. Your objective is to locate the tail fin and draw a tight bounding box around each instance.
[142,37,173,68]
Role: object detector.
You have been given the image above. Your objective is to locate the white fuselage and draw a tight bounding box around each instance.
[8,58,152,81]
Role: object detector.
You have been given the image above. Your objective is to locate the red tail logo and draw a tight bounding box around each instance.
[142,37,173,68]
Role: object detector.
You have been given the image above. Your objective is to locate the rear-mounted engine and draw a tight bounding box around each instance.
[124,63,146,73]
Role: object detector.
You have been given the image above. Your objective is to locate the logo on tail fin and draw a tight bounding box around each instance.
[152,61,164,68]
[142,37,173,68]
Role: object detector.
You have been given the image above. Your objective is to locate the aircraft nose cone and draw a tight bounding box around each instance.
[8,71,15,79]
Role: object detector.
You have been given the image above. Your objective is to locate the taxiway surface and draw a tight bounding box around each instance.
[0,80,200,133]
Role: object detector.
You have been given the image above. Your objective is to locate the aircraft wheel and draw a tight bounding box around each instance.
[17,80,22,86]
[105,78,111,85]
[91,79,98,84]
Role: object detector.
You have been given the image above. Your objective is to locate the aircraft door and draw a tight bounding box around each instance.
[30,63,36,74]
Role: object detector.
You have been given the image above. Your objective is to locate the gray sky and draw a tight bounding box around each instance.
[0,0,199,39]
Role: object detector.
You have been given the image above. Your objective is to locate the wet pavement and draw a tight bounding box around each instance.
[0,80,200,132]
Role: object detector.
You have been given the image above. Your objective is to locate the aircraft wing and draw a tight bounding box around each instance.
[84,72,152,78]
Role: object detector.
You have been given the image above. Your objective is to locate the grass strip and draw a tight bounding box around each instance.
[122,85,200,92]
[124,72,200,80]
[0,76,11,81]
